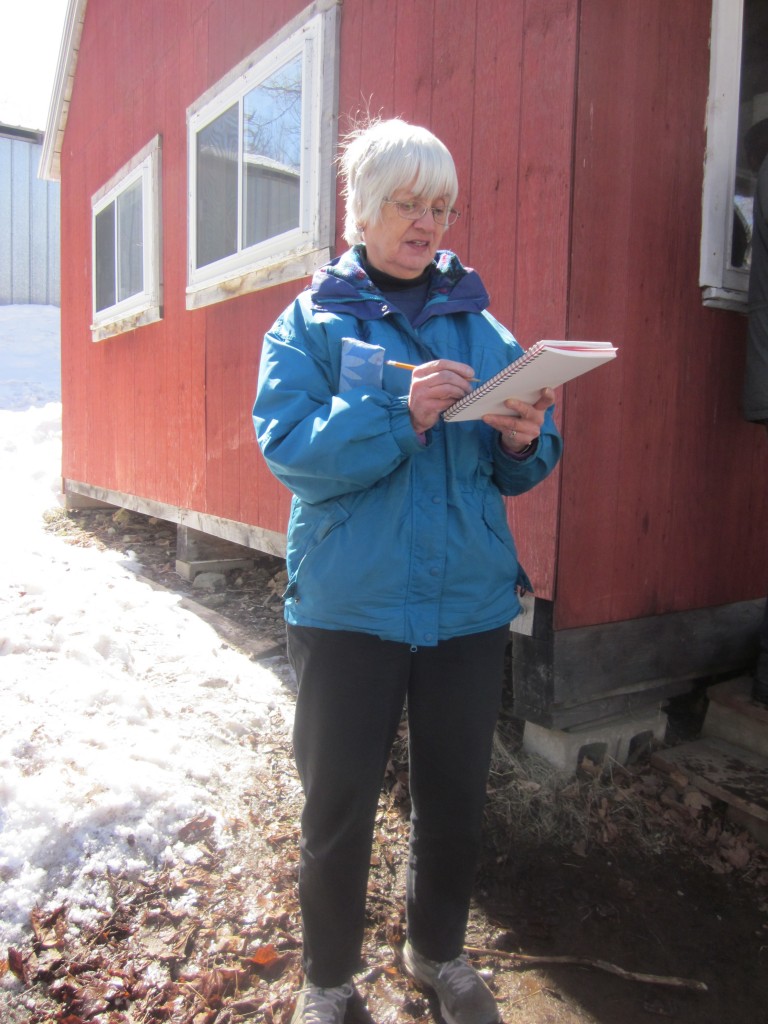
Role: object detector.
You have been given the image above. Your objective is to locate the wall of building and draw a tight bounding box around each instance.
[0,126,60,305]
[57,0,766,641]
[58,0,573,601]
[556,0,763,629]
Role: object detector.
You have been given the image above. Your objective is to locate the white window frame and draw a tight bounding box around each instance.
[91,135,163,341]
[700,0,747,312]
[186,0,339,310]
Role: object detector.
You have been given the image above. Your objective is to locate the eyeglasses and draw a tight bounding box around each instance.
[382,199,460,227]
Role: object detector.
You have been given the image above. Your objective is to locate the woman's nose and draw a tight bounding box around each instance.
[412,208,436,227]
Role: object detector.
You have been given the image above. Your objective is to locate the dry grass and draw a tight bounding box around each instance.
[484,716,691,859]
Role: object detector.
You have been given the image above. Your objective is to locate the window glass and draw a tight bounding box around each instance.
[196,103,239,268]
[730,0,768,273]
[242,54,302,247]
[117,177,144,301]
[95,178,145,310]
[94,203,116,312]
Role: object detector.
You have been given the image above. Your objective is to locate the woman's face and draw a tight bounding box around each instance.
[361,189,449,279]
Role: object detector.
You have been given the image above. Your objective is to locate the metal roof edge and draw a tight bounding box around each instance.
[0,124,44,144]
[39,0,88,181]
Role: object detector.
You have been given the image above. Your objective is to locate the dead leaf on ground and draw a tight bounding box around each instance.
[178,813,217,843]
[248,942,293,979]
[719,834,753,870]
[185,965,252,1005]
[8,947,27,983]
[682,788,711,815]
[30,904,67,949]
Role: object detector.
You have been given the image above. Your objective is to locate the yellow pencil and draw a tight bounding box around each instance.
[386,360,480,382]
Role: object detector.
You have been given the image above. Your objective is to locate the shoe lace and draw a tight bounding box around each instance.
[437,956,480,997]
[298,983,354,1024]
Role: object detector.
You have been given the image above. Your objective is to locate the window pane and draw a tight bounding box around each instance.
[117,178,144,301]
[242,54,302,248]
[731,0,768,271]
[196,103,239,268]
[94,203,116,312]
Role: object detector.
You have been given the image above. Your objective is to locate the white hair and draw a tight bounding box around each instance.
[339,118,459,245]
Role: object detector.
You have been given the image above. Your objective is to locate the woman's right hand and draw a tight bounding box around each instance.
[408,359,476,433]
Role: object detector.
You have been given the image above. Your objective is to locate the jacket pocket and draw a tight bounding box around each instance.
[285,498,352,599]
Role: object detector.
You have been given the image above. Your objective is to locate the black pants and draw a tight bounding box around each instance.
[287,623,509,987]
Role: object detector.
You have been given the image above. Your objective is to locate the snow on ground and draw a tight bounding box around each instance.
[0,306,293,974]
[0,306,61,412]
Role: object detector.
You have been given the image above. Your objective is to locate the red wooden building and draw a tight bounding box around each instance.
[41,0,767,733]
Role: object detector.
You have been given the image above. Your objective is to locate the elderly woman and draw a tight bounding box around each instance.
[253,118,562,1024]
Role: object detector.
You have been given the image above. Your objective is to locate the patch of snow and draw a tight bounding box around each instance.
[0,307,292,984]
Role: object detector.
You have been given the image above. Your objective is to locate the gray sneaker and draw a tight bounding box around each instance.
[290,982,354,1024]
[402,941,500,1024]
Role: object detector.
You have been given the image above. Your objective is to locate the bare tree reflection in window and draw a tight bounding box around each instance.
[243,54,303,248]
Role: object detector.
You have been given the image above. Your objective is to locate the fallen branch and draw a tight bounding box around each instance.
[464,946,708,993]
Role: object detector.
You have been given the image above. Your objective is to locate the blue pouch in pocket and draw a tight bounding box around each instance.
[339,337,385,393]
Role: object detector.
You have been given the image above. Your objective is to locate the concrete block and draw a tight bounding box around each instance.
[176,557,253,582]
[522,708,668,772]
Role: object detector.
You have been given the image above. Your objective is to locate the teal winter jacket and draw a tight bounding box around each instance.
[253,247,562,646]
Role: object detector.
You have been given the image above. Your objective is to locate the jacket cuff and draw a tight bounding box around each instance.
[499,436,539,460]
[391,397,428,453]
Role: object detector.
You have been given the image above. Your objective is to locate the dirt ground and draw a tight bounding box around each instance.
[4,507,768,1024]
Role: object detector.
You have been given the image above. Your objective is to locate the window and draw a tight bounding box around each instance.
[187,1,339,309]
[91,136,162,340]
[700,0,768,311]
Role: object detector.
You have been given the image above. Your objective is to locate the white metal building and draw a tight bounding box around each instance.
[0,124,60,306]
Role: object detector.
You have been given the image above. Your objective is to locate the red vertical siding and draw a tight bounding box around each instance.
[494,0,578,598]
[61,0,306,526]
[560,0,766,628]
[391,3,434,125]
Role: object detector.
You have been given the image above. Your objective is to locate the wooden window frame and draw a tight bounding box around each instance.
[186,0,339,311]
[700,0,749,312]
[90,135,163,341]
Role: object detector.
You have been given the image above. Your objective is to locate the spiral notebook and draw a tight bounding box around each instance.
[442,340,617,422]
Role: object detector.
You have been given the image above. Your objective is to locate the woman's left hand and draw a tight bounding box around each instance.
[483,388,555,454]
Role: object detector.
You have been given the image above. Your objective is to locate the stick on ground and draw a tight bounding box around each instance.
[464,945,708,993]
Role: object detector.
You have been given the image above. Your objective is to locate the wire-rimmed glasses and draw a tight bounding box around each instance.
[382,199,460,227]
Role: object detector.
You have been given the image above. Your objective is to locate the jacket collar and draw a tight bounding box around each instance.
[309,245,490,321]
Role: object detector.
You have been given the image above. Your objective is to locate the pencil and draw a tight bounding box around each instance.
[386,360,480,382]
